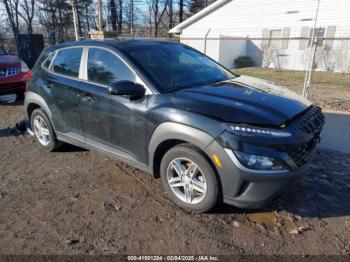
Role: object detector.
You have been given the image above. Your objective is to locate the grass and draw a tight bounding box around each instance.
[233,68,350,111]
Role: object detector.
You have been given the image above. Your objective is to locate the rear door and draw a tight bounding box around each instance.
[41,47,84,137]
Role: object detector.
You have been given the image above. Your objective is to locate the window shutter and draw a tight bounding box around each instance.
[299,27,309,50]
[325,26,336,49]
[281,27,290,49]
[261,29,269,48]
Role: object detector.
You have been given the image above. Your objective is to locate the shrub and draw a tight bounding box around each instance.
[234,56,255,68]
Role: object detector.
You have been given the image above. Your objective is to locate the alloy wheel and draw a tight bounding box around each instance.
[33,115,50,146]
[166,158,207,204]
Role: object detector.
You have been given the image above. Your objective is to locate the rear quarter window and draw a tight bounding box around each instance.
[51,47,83,78]
[41,52,55,70]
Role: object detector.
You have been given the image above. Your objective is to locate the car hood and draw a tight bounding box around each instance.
[0,55,21,68]
[171,75,312,126]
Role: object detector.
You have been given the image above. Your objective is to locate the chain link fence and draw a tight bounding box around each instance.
[180,26,350,111]
[1,27,349,111]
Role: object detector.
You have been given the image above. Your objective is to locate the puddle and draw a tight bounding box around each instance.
[0,94,17,104]
[247,212,299,234]
[247,212,279,232]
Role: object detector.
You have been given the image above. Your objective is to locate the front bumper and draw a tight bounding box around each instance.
[0,81,26,95]
[0,72,31,95]
[204,138,314,209]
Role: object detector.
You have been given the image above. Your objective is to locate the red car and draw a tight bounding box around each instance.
[0,47,32,100]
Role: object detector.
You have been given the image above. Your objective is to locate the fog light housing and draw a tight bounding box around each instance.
[234,151,286,171]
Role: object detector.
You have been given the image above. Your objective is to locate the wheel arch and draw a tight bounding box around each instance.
[25,91,53,129]
[148,122,216,178]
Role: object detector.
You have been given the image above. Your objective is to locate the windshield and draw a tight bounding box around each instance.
[125,43,235,92]
[0,48,6,55]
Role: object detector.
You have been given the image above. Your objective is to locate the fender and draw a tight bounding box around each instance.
[148,122,216,170]
[25,91,53,127]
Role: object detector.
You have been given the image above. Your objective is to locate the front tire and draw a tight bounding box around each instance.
[160,144,219,213]
[30,109,60,151]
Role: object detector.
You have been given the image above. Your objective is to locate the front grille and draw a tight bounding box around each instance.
[288,137,319,167]
[0,68,20,78]
[296,106,325,135]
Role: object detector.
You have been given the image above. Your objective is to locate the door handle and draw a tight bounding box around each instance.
[46,82,55,89]
[81,93,95,102]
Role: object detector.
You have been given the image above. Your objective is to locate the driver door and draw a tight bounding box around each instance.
[78,47,148,161]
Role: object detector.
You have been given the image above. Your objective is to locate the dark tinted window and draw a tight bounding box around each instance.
[51,48,83,77]
[42,52,55,69]
[0,48,6,55]
[87,48,135,85]
[125,44,234,92]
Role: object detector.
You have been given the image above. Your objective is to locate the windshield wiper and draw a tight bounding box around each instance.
[210,76,237,85]
[163,85,191,93]
[163,76,237,93]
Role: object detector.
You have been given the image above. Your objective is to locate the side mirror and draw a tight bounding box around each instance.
[108,80,146,98]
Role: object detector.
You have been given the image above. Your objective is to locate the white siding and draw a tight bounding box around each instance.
[179,0,350,70]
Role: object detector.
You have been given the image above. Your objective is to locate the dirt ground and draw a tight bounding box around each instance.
[0,99,350,255]
[234,68,350,112]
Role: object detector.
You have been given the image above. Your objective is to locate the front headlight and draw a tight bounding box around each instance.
[21,61,29,73]
[225,124,291,138]
[234,151,287,171]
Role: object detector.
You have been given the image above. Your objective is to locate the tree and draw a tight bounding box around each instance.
[179,0,184,22]
[110,0,117,31]
[149,0,168,37]
[189,0,205,15]
[18,0,35,35]
[167,0,174,30]
[37,0,73,43]
[1,0,21,53]
[117,0,124,33]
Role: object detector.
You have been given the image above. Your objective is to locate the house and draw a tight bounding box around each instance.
[169,0,350,72]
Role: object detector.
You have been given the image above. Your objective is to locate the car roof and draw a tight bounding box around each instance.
[46,39,181,53]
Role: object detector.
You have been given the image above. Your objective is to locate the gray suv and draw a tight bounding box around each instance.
[25,40,324,213]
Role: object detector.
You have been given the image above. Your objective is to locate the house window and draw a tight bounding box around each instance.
[308,28,325,47]
[268,30,282,48]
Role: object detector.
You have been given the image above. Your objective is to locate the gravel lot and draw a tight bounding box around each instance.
[0,98,350,255]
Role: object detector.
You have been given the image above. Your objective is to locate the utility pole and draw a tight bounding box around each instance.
[97,0,103,31]
[130,0,133,36]
[302,0,321,98]
[72,0,79,41]
[105,1,109,31]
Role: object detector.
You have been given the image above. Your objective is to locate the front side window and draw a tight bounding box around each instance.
[51,47,83,77]
[87,48,136,86]
[125,43,234,92]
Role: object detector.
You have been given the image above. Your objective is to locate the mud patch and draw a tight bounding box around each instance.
[247,212,279,232]
[0,103,350,255]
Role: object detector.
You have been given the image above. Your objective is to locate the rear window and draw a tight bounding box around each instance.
[51,47,83,78]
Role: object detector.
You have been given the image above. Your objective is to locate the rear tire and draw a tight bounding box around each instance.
[30,109,60,151]
[160,144,219,213]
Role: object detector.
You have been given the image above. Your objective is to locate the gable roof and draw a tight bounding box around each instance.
[169,0,232,34]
